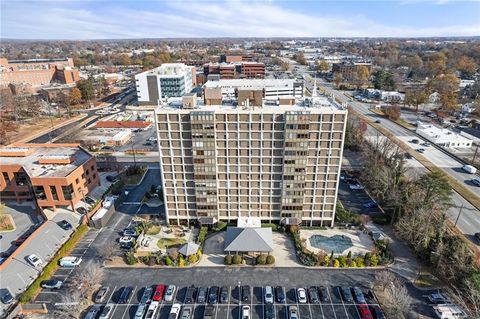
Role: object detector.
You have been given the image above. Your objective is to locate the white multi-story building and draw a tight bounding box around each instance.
[203,79,304,101]
[154,93,347,227]
[135,63,195,105]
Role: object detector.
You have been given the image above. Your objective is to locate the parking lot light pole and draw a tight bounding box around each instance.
[454,204,464,227]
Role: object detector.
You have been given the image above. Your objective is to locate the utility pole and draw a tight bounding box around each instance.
[472,143,479,165]
[131,143,137,168]
[454,204,464,227]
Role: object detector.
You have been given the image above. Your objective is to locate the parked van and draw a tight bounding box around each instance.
[432,304,467,319]
[462,165,477,174]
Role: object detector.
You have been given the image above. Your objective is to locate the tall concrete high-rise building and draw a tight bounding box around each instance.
[135,63,196,105]
[155,93,347,227]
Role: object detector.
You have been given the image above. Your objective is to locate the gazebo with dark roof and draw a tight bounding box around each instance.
[224,227,273,254]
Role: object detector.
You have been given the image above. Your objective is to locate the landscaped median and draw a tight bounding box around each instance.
[19,224,89,303]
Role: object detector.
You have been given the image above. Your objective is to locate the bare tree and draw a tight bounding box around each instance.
[53,290,84,319]
[447,278,480,318]
[70,262,105,297]
[374,270,396,292]
[95,242,117,261]
[384,280,412,319]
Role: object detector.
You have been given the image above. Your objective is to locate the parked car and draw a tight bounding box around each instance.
[318,286,329,302]
[40,279,62,289]
[463,165,478,174]
[13,237,26,246]
[241,285,250,302]
[416,148,426,153]
[144,301,160,319]
[308,287,319,303]
[427,292,451,304]
[106,175,119,182]
[203,305,214,319]
[99,303,114,319]
[297,288,307,303]
[119,236,135,248]
[139,287,153,303]
[472,179,480,187]
[95,286,110,303]
[152,284,166,301]
[264,286,274,304]
[197,287,207,303]
[241,305,251,319]
[422,142,431,147]
[118,286,133,304]
[404,153,413,159]
[208,286,219,304]
[169,303,181,319]
[134,303,148,319]
[76,207,88,215]
[165,285,176,302]
[358,304,374,319]
[220,286,229,303]
[84,305,101,319]
[352,287,366,304]
[59,256,82,267]
[123,229,137,237]
[411,139,419,144]
[349,183,365,190]
[375,120,381,124]
[475,232,480,242]
[289,306,299,319]
[27,254,42,267]
[362,200,378,209]
[180,306,193,319]
[369,305,386,319]
[185,286,196,304]
[1,289,13,304]
[84,196,96,205]
[340,286,353,302]
[275,286,285,303]
[265,304,274,319]
[58,220,72,230]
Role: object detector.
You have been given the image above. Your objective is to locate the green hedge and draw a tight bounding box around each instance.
[19,224,89,303]
[197,226,208,245]
[261,223,280,231]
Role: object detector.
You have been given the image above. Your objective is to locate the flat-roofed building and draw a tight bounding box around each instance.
[0,144,100,211]
[155,94,347,227]
[203,62,265,79]
[135,63,196,105]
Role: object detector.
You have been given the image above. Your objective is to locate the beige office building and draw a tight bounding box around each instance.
[155,96,347,227]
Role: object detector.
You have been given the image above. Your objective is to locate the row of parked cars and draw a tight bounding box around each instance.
[425,291,467,319]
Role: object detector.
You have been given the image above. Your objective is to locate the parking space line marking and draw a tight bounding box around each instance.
[338,287,349,318]
[326,287,337,319]
[306,288,313,319]
[226,286,231,319]
[120,286,136,319]
[319,302,325,319]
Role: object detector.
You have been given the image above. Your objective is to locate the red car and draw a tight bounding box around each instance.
[358,304,374,319]
[152,284,166,301]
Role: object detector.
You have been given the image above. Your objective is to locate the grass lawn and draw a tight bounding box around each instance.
[414,271,443,288]
[146,225,161,235]
[157,238,187,249]
[0,215,15,232]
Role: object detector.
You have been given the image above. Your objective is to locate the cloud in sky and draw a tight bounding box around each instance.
[1,0,479,39]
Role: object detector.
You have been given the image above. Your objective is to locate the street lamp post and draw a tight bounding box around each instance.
[454,204,464,227]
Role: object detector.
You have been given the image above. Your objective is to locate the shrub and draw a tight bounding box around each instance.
[232,254,242,265]
[179,257,185,267]
[372,214,391,225]
[370,254,379,267]
[354,257,365,267]
[125,252,138,265]
[256,254,267,265]
[197,227,208,244]
[261,223,279,231]
[196,249,202,258]
[323,255,330,266]
[225,255,233,265]
[19,224,88,303]
[148,256,156,266]
[347,251,352,259]
[335,201,361,224]
[266,255,275,265]
[188,254,198,264]
[338,256,348,268]
[351,261,357,267]
[155,255,164,265]
[333,259,340,268]
[214,221,227,232]
[165,255,173,266]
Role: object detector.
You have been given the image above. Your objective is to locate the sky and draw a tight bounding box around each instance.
[1,0,479,39]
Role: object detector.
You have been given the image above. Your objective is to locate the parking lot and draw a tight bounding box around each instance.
[88,284,382,319]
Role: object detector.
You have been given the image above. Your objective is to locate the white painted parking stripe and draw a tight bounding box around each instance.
[326,287,337,319]
[338,287,350,318]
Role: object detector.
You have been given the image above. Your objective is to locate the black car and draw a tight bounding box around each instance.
[76,207,88,215]
[220,286,229,303]
[318,286,329,302]
[241,285,250,302]
[375,120,381,124]
[275,286,285,303]
[265,303,274,319]
[59,220,73,230]
[118,286,133,303]
[197,287,207,303]
[308,287,320,303]
[208,286,219,304]
[106,175,119,182]
[369,305,386,319]
[404,153,413,159]
[84,196,96,205]
[185,286,196,304]
[1,289,13,304]
[340,286,353,303]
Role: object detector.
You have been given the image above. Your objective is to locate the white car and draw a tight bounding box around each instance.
[169,303,181,319]
[349,183,365,190]
[119,236,135,244]
[297,288,307,304]
[99,303,114,319]
[27,254,43,268]
[264,286,274,304]
[59,256,82,267]
[165,285,176,302]
[144,301,160,319]
[242,305,251,319]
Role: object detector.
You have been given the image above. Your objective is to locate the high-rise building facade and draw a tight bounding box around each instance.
[135,63,196,105]
[155,96,347,227]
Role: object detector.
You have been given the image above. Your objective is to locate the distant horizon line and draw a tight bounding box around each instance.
[1,36,479,42]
